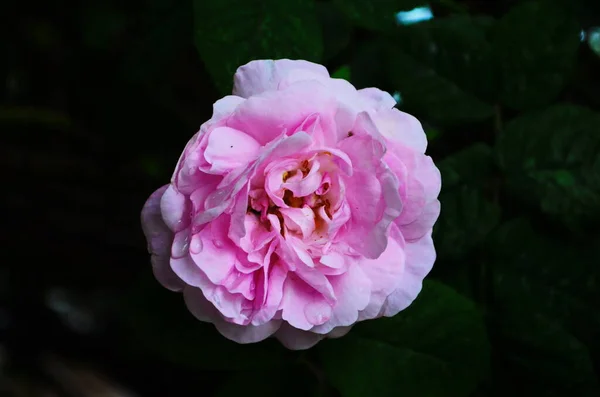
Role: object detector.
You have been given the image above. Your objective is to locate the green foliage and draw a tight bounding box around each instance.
[332,0,428,31]
[318,281,490,397]
[317,2,353,62]
[486,219,600,396]
[434,186,501,259]
[388,15,496,124]
[438,143,494,190]
[193,0,323,94]
[492,0,581,110]
[10,0,600,394]
[497,104,600,227]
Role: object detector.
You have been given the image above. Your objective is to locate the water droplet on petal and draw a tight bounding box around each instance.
[304,301,332,325]
[213,239,224,248]
[190,233,203,254]
[171,231,190,258]
[249,282,256,292]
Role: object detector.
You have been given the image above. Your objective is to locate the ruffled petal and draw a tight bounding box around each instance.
[233,59,329,98]
[141,185,184,291]
[381,231,436,317]
[275,323,325,350]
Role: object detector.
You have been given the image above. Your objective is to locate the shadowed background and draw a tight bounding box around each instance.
[2,0,600,396]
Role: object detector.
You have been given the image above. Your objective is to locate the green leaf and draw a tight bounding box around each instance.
[492,312,600,397]
[588,27,600,58]
[388,16,496,124]
[492,0,580,110]
[486,219,600,395]
[317,2,352,62]
[496,104,600,227]
[331,65,351,81]
[333,0,428,32]
[350,39,391,90]
[434,186,501,259]
[318,280,490,397]
[120,273,291,370]
[438,143,494,190]
[193,0,323,94]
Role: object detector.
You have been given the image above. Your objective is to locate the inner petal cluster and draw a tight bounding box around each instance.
[247,152,346,250]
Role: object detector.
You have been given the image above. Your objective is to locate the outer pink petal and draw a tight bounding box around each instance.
[171,255,246,323]
[160,184,191,232]
[227,81,337,145]
[381,231,436,317]
[327,325,353,339]
[279,274,332,331]
[373,108,427,154]
[141,185,184,291]
[357,88,396,111]
[275,323,325,350]
[400,200,441,241]
[233,59,329,98]
[212,95,245,120]
[215,318,282,345]
[357,229,406,321]
[310,263,371,334]
[184,286,281,343]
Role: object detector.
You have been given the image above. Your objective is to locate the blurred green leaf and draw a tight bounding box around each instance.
[350,39,391,89]
[496,104,600,227]
[438,143,494,190]
[318,280,490,397]
[121,273,291,371]
[486,219,600,396]
[317,2,353,62]
[492,0,580,110]
[333,0,428,31]
[588,27,600,57]
[434,186,501,259]
[388,16,496,124]
[331,65,351,81]
[193,0,323,94]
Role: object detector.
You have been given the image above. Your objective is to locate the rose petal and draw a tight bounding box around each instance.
[381,231,436,317]
[357,228,406,321]
[400,200,441,241]
[233,59,329,98]
[275,323,325,350]
[358,88,396,110]
[310,263,371,334]
[204,127,261,173]
[279,274,332,331]
[372,108,427,153]
[141,185,184,291]
[212,95,245,120]
[227,81,337,145]
[280,206,316,239]
[184,286,281,343]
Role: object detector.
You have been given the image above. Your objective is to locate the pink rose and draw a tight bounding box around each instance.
[141,59,441,350]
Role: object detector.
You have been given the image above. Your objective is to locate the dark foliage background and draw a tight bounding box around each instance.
[2,0,600,396]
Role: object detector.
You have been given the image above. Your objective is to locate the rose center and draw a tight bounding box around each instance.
[247,154,339,241]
